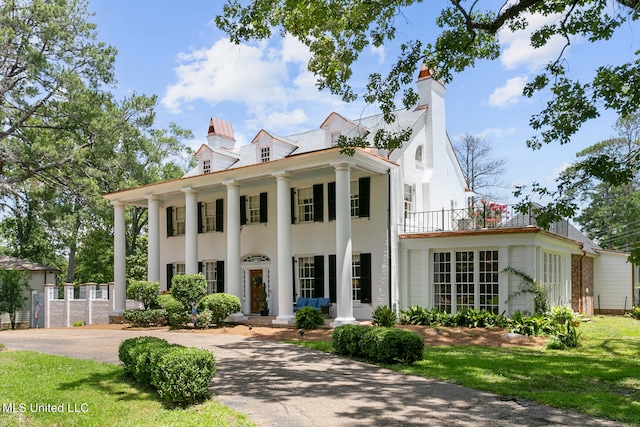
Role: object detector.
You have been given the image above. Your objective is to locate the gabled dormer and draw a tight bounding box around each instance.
[251,129,298,163]
[206,117,236,150]
[320,112,369,148]
[194,144,240,174]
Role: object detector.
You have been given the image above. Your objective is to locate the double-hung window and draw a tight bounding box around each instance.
[248,195,261,224]
[202,202,216,232]
[174,206,186,236]
[240,193,268,225]
[404,183,414,219]
[298,256,315,298]
[297,187,314,223]
[543,251,564,305]
[204,261,217,294]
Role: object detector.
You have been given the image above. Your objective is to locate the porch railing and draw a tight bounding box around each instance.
[403,203,569,237]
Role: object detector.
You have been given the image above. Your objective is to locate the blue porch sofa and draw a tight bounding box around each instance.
[293,297,331,316]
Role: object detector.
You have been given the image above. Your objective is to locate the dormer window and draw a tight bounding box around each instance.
[260,146,270,163]
[203,159,211,174]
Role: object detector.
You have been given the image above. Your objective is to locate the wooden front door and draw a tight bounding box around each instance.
[250,269,263,314]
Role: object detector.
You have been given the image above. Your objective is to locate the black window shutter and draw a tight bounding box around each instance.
[198,261,203,273]
[290,188,296,224]
[328,182,336,221]
[216,261,225,293]
[329,255,336,303]
[239,195,247,225]
[197,202,203,233]
[313,183,324,222]
[292,257,297,301]
[361,253,372,303]
[259,192,268,223]
[166,263,174,290]
[359,177,370,218]
[215,198,224,232]
[166,207,173,237]
[313,255,324,298]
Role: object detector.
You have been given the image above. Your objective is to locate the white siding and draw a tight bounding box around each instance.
[593,252,633,310]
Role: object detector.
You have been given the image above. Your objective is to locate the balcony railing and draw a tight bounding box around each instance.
[402,203,569,237]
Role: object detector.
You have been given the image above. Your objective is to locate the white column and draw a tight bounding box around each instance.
[273,172,295,324]
[184,188,199,274]
[225,180,247,320]
[112,201,126,314]
[331,161,358,326]
[146,196,160,282]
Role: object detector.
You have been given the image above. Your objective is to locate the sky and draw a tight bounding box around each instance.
[88,1,638,204]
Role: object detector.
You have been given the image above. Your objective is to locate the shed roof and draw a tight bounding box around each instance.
[0,255,60,272]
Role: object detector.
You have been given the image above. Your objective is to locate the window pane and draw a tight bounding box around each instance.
[298,256,314,298]
[433,252,451,312]
[297,187,314,223]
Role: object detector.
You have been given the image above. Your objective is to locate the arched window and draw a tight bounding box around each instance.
[415,145,423,162]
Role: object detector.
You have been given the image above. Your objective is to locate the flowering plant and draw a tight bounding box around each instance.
[472,199,508,228]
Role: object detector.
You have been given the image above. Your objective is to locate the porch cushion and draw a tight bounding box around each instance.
[307,298,319,308]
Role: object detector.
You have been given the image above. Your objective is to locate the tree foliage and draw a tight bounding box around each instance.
[217,0,639,152]
[0,0,193,282]
[0,268,31,330]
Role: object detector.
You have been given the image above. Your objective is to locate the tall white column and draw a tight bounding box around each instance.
[224,180,246,320]
[273,172,295,324]
[112,201,126,314]
[146,196,160,283]
[331,161,358,326]
[184,188,199,275]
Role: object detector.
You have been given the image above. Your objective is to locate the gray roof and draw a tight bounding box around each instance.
[0,255,60,272]
[567,223,602,255]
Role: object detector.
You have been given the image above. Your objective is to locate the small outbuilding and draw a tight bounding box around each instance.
[0,255,59,329]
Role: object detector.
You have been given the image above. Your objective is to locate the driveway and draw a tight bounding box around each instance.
[0,328,626,427]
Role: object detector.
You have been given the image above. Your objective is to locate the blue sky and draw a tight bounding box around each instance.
[88,1,638,204]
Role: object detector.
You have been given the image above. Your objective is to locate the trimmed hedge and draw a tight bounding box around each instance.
[118,337,216,407]
[360,327,424,365]
[332,325,424,365]
[158,294,190,328]
[122,309,168,327]
[151,346,216,405]
[332,325,369,358]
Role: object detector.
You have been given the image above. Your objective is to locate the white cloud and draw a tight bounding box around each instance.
[547,161,572,183]
[161,35,341,128]
[369,43,386,64]
[488,76,528,107]
[499,12,572,71]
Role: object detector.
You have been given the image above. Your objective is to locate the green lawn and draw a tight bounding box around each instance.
[300,315,640,426]
[0,350,253,427]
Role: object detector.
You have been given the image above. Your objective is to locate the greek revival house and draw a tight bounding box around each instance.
[104,67,637,325]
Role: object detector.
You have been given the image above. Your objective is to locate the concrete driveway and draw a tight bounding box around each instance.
[0,328,627,427]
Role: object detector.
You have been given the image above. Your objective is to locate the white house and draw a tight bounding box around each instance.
[0,255,59,329]
[104,66,635,324]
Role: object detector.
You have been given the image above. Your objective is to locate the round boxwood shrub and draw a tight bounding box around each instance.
[295,306,325,329]
[360,327,424,365]
[151,346,216,407]
[332,324,370,358]
[170,274,207,310]
[197,293,241,326]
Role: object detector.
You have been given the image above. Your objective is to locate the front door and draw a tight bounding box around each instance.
[250,269,263,314]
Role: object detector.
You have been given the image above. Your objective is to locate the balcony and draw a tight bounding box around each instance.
[402,202,569,237]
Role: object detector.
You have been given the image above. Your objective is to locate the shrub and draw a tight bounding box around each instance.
[548,305,576,324]
[122,309,168,327]
[119,337,216,407]
[332,325,370,358]
[195,309,214,329]
[548,321,582,349]
[170,274,207,310]
[118,336,169,377]
[360,327,424,365]
[295,306,325,329]
[151,346,216,407]
[371,305,397,327]
[508,312,556,336]
[158,294,189,328]
[197,293,241,325]
[126,280,160,309]
[626,306,640,320]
